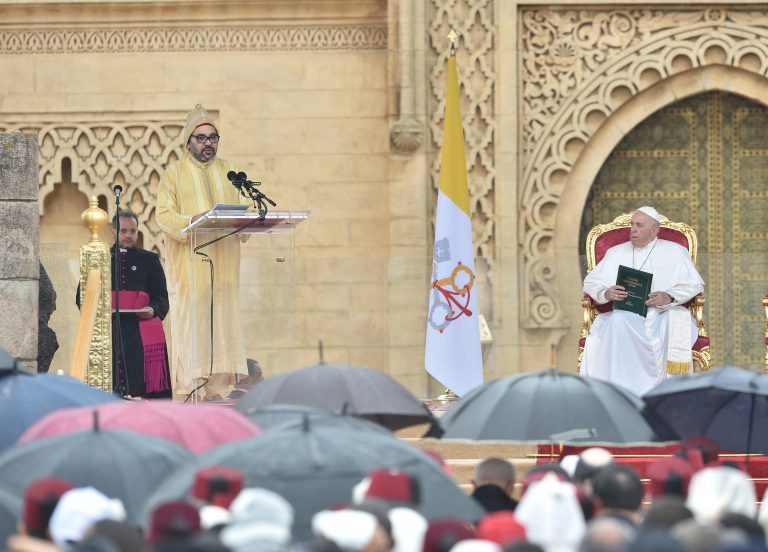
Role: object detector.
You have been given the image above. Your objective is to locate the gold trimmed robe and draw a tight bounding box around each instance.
[156,153,249,393]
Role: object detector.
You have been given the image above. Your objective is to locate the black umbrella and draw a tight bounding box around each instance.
[643,365,768,453]
[142,422,484,540]
[0,363,119,451]
[439,368,659,442]
[0,486,21,546]
[236,363,434,431]
[0,425,193,524]
[243,404,391,435]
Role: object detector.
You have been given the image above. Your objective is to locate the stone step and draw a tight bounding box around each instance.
[401,437,541,500]
[403,437,539,461]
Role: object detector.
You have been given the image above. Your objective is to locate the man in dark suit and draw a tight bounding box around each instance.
[471,457,518,512]
[110,210,172,398]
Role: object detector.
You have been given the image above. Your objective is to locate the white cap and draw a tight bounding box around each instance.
[559,455,580,478]
[635,206,662,223]
[351,476,371,504]
[450,540,502,552]
[48,487,126,549]
[389,507,428,552]
[220,488,294,552]
[199,505,232,530]
[312,509,378,550]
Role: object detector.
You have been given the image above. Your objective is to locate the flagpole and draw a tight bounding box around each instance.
[426,28,483,404]
[432,28,460,406]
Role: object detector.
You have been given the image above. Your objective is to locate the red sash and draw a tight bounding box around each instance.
[112,290,169,393]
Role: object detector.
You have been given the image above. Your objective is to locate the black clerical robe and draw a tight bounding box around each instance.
[111,247,172,398]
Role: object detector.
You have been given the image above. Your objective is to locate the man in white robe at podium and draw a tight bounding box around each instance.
[156,104,250,399]
[581,207,705,395]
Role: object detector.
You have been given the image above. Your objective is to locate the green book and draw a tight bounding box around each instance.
[614,265,653,317]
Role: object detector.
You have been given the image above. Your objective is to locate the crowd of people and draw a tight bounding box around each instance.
[5,437,768,552]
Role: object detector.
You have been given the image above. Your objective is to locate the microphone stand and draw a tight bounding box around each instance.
[184,178,277,403]
[112,193,130,397]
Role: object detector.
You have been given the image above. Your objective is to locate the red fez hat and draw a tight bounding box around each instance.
[190,466,244,509]
[647,456,694,499]
[423,518,476,552]
[364,469,420,505]
[22,477,73,538]
[476,511,526,546]
[147,500,200,543]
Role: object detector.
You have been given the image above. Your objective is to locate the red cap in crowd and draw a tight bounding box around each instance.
[476,511,526,546]
[22,477,74,538]
[364,469,420,506]
[190,466,244,508]
[647,456,695,499]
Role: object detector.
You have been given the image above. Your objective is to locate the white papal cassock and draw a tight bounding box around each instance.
[581,237,704,395]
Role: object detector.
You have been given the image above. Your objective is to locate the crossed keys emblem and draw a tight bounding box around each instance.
[428,261,476,333]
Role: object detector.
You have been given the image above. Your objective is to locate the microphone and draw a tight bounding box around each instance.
[226,171,240,182]
[113,185,123,201]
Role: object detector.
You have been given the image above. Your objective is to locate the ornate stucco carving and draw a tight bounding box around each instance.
[427,0,496,304]
[391,116,423,152]
[0,25,387,54]
[0,118,185,256]
[520,7,768,328]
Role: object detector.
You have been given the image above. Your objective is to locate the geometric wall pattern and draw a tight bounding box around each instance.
[0,118,185,255]
[427,0,496,313]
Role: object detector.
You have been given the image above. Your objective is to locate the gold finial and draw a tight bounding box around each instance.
[447,28,458,55]
[81,196,109,243]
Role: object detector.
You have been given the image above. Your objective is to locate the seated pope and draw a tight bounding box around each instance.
[580,206,705,395]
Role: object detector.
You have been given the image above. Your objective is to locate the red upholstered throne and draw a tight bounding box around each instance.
[578,213,711,373]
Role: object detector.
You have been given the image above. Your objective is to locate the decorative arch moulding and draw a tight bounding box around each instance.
[519,7,768,329]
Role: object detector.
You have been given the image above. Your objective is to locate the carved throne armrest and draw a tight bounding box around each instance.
[580,295,598,339]
[687,293,708,338]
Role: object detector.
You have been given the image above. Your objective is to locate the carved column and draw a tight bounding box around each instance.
[390,0,424,153]
[0,133,39,371]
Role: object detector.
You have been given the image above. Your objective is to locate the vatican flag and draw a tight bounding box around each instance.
[425,53,483,397]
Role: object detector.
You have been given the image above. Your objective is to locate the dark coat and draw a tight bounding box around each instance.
[471,484,519,513]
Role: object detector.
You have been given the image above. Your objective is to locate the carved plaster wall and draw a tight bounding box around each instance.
[521,7,768,329]
[427,0,496,316]
[0,118,185,255]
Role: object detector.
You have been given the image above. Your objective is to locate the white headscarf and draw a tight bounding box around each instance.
[312,509,378,551]
[686,466,756,524]
[389,507,428,552]
[219,488,294,552]
[515,475,586,552]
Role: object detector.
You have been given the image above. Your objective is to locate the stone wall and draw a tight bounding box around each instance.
[0,133,39,371]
